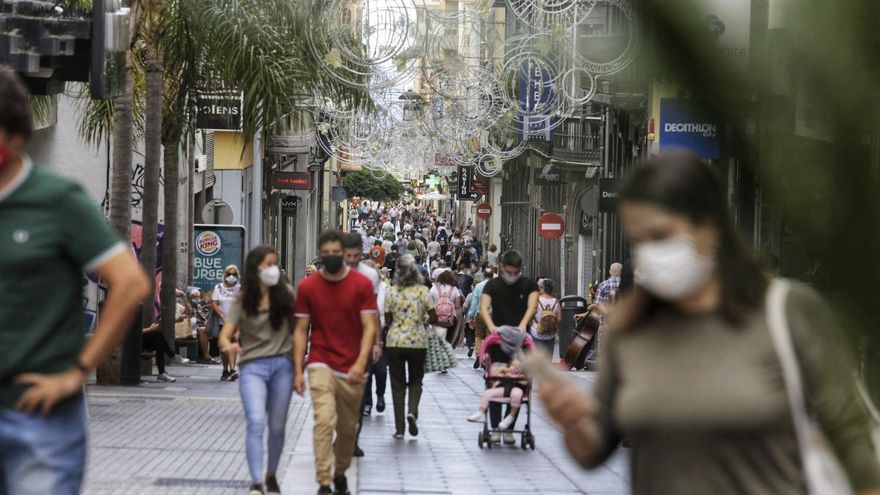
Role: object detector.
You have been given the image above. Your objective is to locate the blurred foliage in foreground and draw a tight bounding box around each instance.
[633,0,880,392]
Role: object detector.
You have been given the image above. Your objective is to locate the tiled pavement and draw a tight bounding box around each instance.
[83,351,629,495]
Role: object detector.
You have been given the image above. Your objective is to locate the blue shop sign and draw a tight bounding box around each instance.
[519,60,556,140]
[659,99,720,159]
[193,224,246,294]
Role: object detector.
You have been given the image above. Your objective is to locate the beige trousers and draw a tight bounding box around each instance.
[308,366,364,486]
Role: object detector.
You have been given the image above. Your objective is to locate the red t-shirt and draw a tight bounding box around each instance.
[294,268,378,373]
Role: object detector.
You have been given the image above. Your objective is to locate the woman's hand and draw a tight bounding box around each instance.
[539,380,600,465]
[293,374,306,396]
[221,342,241,356]
[540,380,592,426]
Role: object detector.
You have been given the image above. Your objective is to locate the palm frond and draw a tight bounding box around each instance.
[183,0,371,141]
[30,94,58,128]
[70,83,115,146]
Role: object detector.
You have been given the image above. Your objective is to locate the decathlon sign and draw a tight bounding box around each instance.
[659,98,720,159]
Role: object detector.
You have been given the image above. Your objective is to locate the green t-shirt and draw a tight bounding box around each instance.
[0,159,123,409]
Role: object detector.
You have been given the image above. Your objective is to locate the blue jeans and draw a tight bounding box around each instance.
[0,396,87,495]
[239,355,294,483]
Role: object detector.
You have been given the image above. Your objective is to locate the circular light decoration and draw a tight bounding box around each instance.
[566,0,640,76]
[506,0,598,31]
[303,0,639,181]
[307,0,420,90]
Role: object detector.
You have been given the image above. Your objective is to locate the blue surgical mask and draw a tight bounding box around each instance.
[225,274,238,284]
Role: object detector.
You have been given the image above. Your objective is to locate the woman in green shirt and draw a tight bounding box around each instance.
[384,254,438,439]
[540,151,880,495]
[219,246,294,495]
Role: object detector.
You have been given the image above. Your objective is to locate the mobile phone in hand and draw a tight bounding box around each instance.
[519,352,570,385]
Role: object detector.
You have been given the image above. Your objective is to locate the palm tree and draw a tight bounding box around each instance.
[76,0,369,377]
[152,0,371,342]
[140,2,166,330]
[99,1,146,385]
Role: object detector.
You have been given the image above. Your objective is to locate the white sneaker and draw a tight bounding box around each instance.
[466,411,485,423]
[503,432,516,445]
[490,432,501,444]
[156,373,177,383]
[157,373,176,383]
[170,355,189,365]
[498,415,515,430]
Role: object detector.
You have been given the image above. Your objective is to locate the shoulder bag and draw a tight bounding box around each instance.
[766,279,880,495]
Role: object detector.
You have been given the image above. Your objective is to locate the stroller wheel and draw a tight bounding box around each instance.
[529,434,536,451]
[478,432,484,449]
[520,433,528,450]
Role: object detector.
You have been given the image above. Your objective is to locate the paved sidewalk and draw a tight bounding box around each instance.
[352,351,628,495]
[83,363,311,495]
[83,351,629,495]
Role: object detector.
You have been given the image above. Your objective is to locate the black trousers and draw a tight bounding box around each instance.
[443,321,457,345]
[489,383,524,429]
[386,347,427,434]
[142,331,174,374]
[464,323,475,350]
[362,351,388,407]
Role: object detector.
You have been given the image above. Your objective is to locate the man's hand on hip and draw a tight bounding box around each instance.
[14,367,86,416]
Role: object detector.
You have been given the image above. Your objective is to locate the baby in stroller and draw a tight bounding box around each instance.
[467,326,536,449]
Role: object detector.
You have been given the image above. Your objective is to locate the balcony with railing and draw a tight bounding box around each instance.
[526,117,602,166]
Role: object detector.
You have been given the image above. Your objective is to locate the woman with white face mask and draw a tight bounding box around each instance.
[539,151,880,495]
[213,264,242,381]
[219,246,295,495]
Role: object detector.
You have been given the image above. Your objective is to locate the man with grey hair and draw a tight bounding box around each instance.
[595,262,623,305]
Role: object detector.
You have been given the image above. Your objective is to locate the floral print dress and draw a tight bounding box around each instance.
[384,285,435,349]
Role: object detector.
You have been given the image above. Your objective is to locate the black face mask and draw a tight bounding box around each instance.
[322,255,344,274]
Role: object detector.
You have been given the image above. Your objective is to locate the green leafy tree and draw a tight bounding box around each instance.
[342,170,407,202]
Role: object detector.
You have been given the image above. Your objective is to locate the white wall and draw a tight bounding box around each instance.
[213,169,245,225]
[28,93,108,203]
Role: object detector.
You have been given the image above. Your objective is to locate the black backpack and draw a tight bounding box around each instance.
[456,272,474,298]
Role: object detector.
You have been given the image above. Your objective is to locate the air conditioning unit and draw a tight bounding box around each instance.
[194,154,208,173]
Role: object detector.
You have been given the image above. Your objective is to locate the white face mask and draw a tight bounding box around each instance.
[634,235,715,301]
[259,265,281,287]
[501,271,521,285]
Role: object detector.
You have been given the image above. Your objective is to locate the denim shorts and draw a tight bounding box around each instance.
[0,395,87,495]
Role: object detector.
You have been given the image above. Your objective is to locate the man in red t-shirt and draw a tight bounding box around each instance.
[294,230,378,495]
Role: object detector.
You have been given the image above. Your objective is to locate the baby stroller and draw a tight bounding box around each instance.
[475,327,536,450]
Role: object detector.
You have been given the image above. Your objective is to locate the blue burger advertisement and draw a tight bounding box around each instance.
[193,225,246,294]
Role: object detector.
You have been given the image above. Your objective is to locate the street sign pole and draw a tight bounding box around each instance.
[250,125,262,250]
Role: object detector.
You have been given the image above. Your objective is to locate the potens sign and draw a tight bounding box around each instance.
[196,95,242,131]
[659,98,720,159]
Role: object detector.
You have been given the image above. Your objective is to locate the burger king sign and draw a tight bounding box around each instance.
[196,231,222,256]
[193,225,246,293]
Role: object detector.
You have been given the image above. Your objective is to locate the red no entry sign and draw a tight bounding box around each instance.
[538,213,565,239]
[476,203,493,219]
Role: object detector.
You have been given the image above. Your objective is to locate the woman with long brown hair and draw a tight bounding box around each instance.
[540,151,880,494]
[219,246,295,495]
